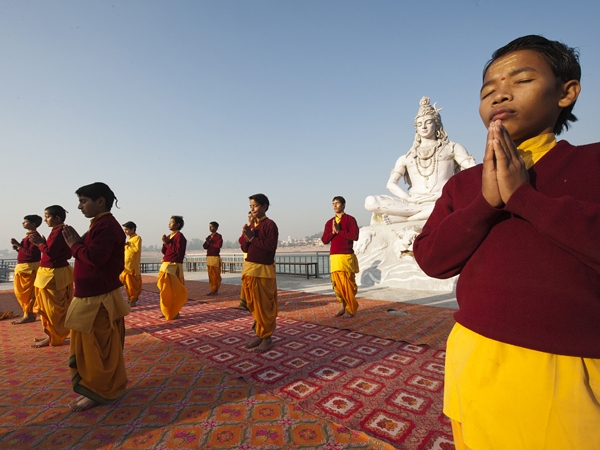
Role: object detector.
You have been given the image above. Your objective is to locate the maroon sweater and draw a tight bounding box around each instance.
[70,214,125,297]
[239,217,278,265]
[162,231,187,263]
[39,226,72,268]
[203,232,223,257]
[414,140,600,358]
[321,213,359,254]
[17,232,42,263]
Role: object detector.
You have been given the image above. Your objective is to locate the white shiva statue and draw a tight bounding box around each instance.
[365,97,476,224]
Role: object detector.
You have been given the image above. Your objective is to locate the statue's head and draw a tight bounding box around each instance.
[413,97,448,146]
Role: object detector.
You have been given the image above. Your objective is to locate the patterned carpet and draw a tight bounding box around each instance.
[0,318,395,449]
[0,281,455,449]
[141,277,455,350]
[127,291,453,449]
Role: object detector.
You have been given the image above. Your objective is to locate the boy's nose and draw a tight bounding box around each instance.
[492,89,512,105]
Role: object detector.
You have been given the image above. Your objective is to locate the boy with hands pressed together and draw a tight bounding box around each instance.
[62,182,129,412]
[414,35,599,449]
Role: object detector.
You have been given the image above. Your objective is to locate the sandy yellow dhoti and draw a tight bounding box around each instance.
[157,262,188,320]
[120,271,142,302]
[206,256,222,293]
[13,262,40,315]
[242,262,277,338]
[65,288,130,404]
[330,254,359,315]
[34,266,74,346]
[445,323,600,450]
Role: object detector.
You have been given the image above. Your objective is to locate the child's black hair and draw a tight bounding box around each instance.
[210,221,219,229]
[332,196,346,205]
[484,35,581,135]
[75,182,118,210]
[171,216,184,230]
[44,205,67,222]
[122,221,137,231]
[24,214,43,227]
[249,193,270,210]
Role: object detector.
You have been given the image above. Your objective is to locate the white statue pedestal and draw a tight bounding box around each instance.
[356,221,457,292]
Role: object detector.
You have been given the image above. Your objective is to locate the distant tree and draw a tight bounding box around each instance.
[188,238,203,251]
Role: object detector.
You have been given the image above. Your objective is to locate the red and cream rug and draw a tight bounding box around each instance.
[127,290,454,448]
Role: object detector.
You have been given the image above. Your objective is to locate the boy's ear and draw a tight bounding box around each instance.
[558,80,581,108]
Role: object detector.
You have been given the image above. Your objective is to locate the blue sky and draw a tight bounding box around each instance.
[2,0,600,249]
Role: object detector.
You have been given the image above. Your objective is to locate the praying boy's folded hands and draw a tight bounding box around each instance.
[62,225,83,247]
[482,120,530,208]
[242,224,255,242]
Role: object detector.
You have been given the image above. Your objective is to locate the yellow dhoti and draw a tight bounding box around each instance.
[330,254,359,315]
[13,262,40,315]
[157,262,188,320]
[445,323,600,450]
[206,256,222,293]
[120,271,142,302]
[242,262,277,338]
[34,266,74,346]
[65,288,130,404]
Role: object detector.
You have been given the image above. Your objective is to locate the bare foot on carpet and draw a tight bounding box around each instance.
[31,337,49,348]
[206,291,218,296]
[33,336,47,342]
[70,396,99,412]
[69,395,86,408]
[11,313,36,325]
[254,337,273,353]
[246,337,263,349]
[334,307,346,317]
[129,300,137,307]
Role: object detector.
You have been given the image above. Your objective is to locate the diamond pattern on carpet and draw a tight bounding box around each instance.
[0,319,396,449]
[127,290,454,448]
[141,276,455,349]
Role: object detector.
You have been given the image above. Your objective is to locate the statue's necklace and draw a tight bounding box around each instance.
[415,144,439,179]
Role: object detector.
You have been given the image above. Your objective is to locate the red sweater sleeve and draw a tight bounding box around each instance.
[321,218,334,244]
[413,166,503,278]
[17,233,42,263]
[39,227,72,268]
[204,233,223,256]
[162,232,187,263]
[338,215,359,241]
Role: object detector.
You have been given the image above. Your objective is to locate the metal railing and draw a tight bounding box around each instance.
[141,252,331,278]
[1,251,332,282]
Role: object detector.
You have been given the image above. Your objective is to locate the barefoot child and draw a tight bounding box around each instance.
[414,35,599,449]
[239,194,279,353]
[204,221,223,296]
[157,216,188,320]
[321,196,360,318]
[28,206,74,347]
[119,221,142,306]
[10,214,43,325]
[63,182,129,412]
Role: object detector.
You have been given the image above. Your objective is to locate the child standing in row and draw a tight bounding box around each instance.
[239,194,278,353]
[157,216,188,320]
[120,221,142,306]
[29,206,74,348]
[63,182,129,412]
[204,221,223,296]
[10,214,43,325]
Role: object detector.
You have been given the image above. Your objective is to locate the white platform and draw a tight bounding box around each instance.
[356,222,457,292]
